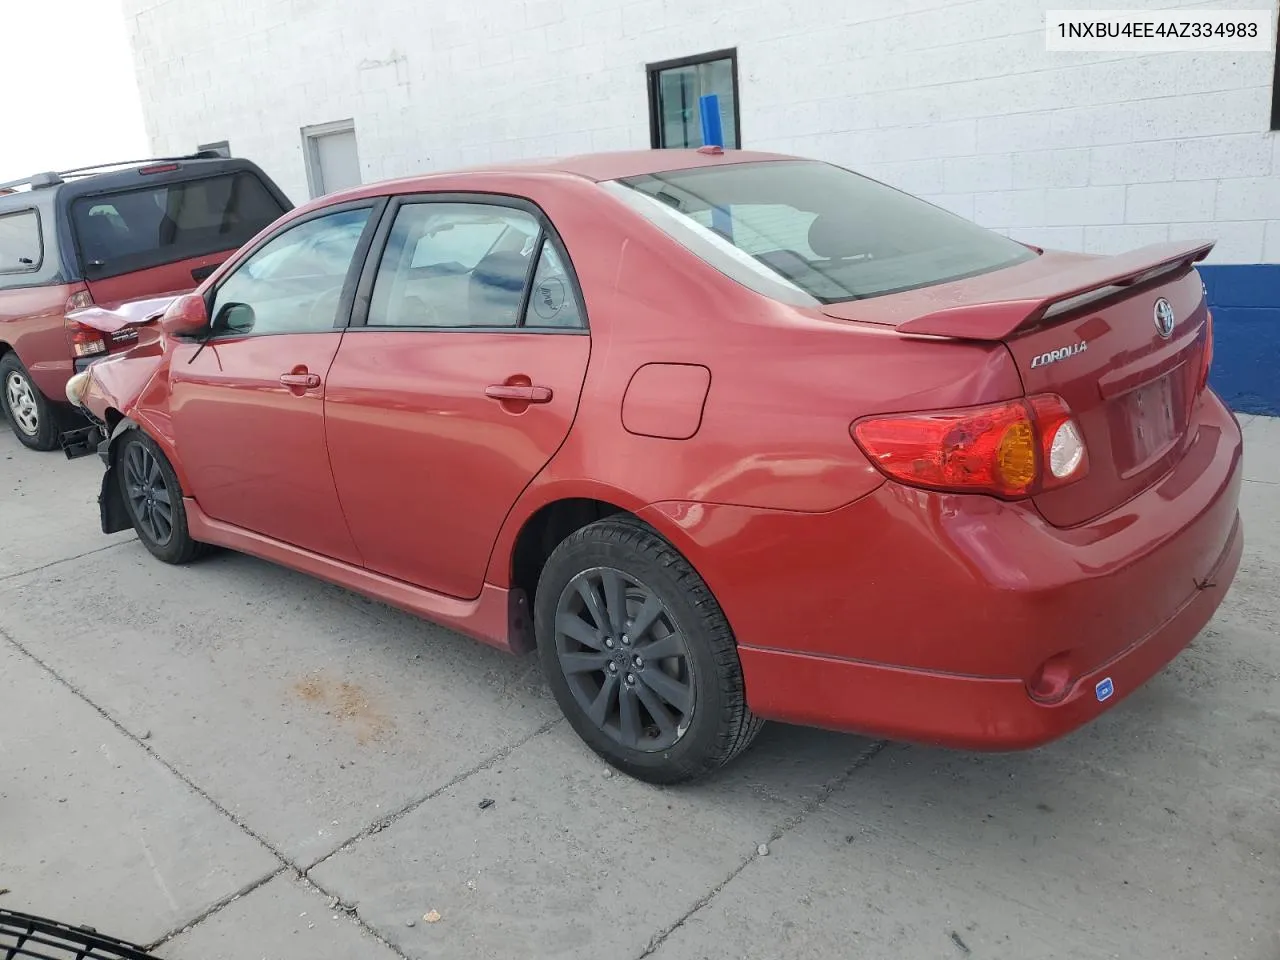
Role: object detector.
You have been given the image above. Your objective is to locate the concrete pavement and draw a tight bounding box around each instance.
[0,417,1276,959]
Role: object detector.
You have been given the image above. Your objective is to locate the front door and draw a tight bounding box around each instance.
[324,197,591,598]
[169,204,377,563]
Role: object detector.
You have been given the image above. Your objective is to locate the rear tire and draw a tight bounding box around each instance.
[1,353,58,451]
[535,516,762,784]
[116,430,207,564]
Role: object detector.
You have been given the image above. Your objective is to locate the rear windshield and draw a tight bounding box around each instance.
[608,160,1035,303]
[71,172,286,279]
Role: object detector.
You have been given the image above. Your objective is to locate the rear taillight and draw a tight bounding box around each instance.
[1199,310,1214,393]
[64,289,106,359]
[851,394,1088,498]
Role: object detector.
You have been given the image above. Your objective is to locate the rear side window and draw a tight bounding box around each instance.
[71,172,286,279]
[609,160,1036,303]
[0,209,42,274]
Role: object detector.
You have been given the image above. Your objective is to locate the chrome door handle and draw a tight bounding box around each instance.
[280,373,321,388]
[485,384,553,403]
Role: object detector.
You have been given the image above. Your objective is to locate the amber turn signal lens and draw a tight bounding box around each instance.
[995,420,1036,490]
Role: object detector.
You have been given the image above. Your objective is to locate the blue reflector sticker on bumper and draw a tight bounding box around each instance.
[1095,677,1115,702]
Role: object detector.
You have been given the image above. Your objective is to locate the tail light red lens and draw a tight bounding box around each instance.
[1199,310,1214,393]
[64,288,106,359]
[851,394,1088,498]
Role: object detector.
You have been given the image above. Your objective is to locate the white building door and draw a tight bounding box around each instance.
[302,121,362,198]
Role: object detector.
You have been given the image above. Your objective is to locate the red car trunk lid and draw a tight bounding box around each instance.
[1006,268,1210,526]
[823,240,1215,527]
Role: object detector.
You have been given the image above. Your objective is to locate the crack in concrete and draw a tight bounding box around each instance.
[143,866,287,950]
[0,540,131,584]
[0,623,287,864]
[3,549,888,960]
[634,738,890,960]
[302,715,565,873]
[0,619,562,954]
[294,873,415,960]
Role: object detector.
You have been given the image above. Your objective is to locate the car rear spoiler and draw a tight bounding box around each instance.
[896,240,1215,341]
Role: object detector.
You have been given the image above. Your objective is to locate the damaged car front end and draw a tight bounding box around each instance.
[59,294,184,533]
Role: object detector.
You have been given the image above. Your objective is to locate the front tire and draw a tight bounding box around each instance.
[117,430,206,564]
[535,516,762,784]
[1,353,58,451]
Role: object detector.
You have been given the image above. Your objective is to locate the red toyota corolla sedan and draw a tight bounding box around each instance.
[65,149,1243,783]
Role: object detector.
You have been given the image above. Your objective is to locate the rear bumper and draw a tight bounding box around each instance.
[738,511,1241,748]
[640,393,1244,749]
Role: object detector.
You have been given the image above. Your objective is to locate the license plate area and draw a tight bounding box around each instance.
[1120,373,1183,476]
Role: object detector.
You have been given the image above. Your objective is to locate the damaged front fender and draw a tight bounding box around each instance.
[76,354,167,535]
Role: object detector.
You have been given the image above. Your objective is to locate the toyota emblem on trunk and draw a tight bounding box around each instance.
[1153,298,1176,338]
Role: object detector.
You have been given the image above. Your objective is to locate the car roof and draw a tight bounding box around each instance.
[464,148,799,181]
[315,149,801,209]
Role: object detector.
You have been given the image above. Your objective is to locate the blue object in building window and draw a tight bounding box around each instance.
[699,93,724,148]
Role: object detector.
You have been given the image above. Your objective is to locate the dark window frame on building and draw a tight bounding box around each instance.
[1271,26,1279,130]
[647,49,742,150]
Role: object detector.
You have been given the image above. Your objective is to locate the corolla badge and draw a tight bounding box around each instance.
[1153,298,1176,338]
[1029,341,1088,368]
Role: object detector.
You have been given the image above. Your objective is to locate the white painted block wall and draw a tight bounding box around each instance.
[123,0,1279,262]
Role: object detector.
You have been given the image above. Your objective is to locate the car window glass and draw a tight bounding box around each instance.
[613,159,1035,303]
[368,202,541,328]
[523,239,584,329]
[0,209,42,273]
[690,205,819,259]
[71,172,287,280]
[210,207,371,337]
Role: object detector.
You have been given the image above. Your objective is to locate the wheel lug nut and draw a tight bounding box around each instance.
[621,635,630,646]
[633,657,643,668]
[604,638,614,649]
[625,673,635,685]
[607,662,617,673]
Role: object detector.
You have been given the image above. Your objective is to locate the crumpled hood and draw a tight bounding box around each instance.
[67,295,182,335]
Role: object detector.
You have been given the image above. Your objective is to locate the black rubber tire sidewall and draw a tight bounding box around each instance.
[535,516,760,784]
[116,430,205,564]
[0,353,59,451]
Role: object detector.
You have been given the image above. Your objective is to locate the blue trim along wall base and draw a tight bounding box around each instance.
[1200,264,1280,417]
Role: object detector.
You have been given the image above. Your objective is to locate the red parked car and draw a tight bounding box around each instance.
[0,153,290,450]
[66,149,1243,783]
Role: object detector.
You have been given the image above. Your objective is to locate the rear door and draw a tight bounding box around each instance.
[68,165,288,308]
[324,195,591,599]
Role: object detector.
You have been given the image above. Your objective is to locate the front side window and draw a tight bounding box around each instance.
[0,209,42,274]
[608,160,1036,303]
[71,171,287,279]
[367,201,585,330]
[209,207,371,337]
[647,50,740,149]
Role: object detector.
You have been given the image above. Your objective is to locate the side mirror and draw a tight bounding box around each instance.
[213,302,256,335]
[159,294,209,338]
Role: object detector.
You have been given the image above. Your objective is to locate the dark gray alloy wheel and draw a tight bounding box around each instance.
[554,566,696,753]
[116,431,207,564]
[123,439,174,546]
[536,516,763,783]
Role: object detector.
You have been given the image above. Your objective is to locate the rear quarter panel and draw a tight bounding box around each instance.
[481,177,1025,586]
[0,282,77,399]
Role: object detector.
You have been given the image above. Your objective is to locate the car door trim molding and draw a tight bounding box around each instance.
[346,191,590,335]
